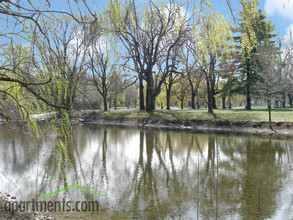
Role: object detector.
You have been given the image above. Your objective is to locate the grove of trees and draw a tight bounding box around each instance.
[0,0,292,120]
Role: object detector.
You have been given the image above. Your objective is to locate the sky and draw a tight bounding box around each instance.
[211,0,293,40]
[263,0,293,39]
[17,0,293,42]
[95,0,293,40]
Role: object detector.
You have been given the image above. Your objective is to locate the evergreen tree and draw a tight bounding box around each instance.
[237,0,276,110]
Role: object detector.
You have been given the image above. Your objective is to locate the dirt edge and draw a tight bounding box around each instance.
[70,110,293,137]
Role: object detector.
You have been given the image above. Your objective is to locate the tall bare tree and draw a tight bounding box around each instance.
[281,32,293,107]
[253,45,283,128]
[87,34,121,111]
[184,34,203,109]
[107,0,189,112]
[29,15,89,113]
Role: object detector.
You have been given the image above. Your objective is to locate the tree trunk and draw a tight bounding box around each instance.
[211,83,216,109]
[282,92,286,108]
[196,100,200,109]
[222,96,226,109]
[145,73,154,113]
[180,99,184,109]
[139,74,145,111]
[103,95,108,111]
[282,101,286,108]
[245,60,251,110]
[228,96,232,109]
[206,77,213,114]
[65,80,74,111]
[212,97,217,109]
[109,96,112,109]
[288,93,293,107]
[268,100,272,129]
[166,88,171,110]
[114,95,117,110]
[211,73,217,109]
[152,96,156,110]
[191,91,196,109]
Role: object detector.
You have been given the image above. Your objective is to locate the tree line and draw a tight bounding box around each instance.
[0,0,292,121]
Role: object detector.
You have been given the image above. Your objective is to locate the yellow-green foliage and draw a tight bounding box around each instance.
[156,87,167,108]
[108,0,126,32]
[108,0,186,38]
[239,0,259,58]
[193,2,234,72]
[0,42,73,174]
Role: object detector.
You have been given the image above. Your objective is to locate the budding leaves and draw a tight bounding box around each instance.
[239,0,259,59]
[193,2,234,71]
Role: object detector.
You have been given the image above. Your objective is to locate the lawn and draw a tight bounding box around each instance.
[104,107,293,122]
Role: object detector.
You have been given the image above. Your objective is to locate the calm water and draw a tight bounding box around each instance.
[0,124,293,219]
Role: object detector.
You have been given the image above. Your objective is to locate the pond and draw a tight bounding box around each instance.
[0,124,292,219]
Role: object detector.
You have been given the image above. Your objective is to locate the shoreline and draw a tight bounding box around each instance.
[70,111,293,138]
[5,110,293,138]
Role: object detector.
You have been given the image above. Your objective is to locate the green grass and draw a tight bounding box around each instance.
[104,107,293,122]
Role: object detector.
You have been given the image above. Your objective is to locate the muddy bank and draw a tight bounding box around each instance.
[70,110,293,137]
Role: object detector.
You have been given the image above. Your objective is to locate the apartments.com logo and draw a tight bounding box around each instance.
[4,184,113,212]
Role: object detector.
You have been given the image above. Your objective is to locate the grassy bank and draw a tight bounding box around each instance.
[101,107,293,123]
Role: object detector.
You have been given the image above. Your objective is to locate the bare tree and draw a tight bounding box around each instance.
[87,34,117,111]
[29,15,89,113]
[253,45,283,129]
[0,0,96,120]
[159,42,184,110]
[125,85,137,109]
[184,35,202,109]
[107,0,190,112]
[281,32,293,107]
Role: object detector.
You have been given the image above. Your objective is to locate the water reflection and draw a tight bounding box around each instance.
[0,125,292,219]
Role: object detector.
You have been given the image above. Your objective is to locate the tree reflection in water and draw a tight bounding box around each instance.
[0,125,290,219]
